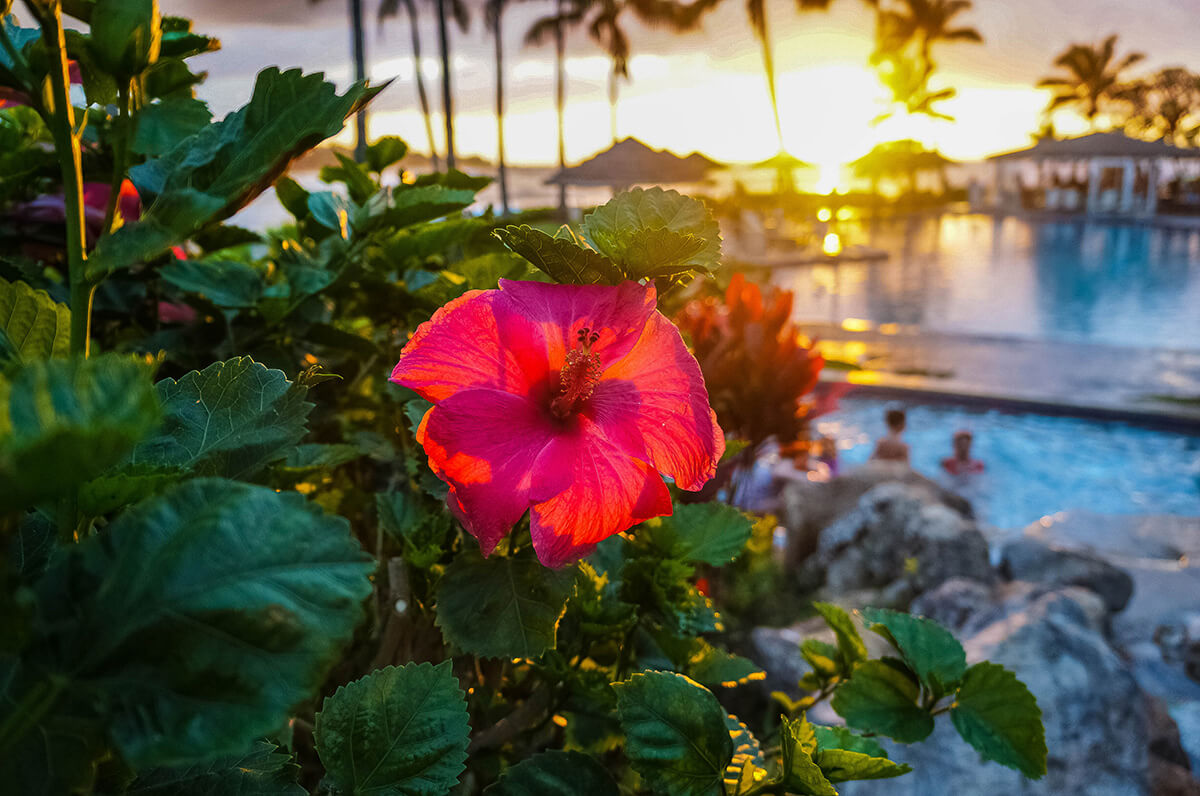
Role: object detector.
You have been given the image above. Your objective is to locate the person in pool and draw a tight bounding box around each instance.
[942,429,984,475]
[870,407,910,463]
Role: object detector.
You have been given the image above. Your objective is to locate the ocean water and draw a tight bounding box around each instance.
[815,398,1200,529]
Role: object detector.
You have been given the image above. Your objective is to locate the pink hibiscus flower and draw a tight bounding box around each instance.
[391,279,725,568]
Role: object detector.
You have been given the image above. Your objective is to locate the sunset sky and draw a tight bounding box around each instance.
[162,0,1199,172]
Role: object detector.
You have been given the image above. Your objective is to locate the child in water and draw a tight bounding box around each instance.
[870,407,910,463]
[942,429,984,475]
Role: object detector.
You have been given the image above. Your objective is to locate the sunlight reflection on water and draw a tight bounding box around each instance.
[774,214,1200,350]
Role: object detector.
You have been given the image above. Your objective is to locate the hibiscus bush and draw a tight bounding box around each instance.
[0,3,1046,794]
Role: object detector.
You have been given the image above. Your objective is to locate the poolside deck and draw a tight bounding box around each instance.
[810,323,1200,429]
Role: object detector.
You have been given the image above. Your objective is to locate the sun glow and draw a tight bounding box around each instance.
[357,33,1055,185]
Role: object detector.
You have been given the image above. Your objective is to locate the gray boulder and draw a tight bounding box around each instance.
[779,460,973,566]
[841,583,1151,795]
[801,481,992,604]
[1000,538,1134,613]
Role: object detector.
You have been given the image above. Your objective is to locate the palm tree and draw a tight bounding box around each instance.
[309,0,371,159]
[584,0,714,144]
[1038,34,1145,127]
[434,0,471,170]
[380,0,441,170]
[873,0,981,79]
[1122,67,1200,147]
[744,0,835,151]
[526,0,591,217]
[874,52,955,122]
[486,0,511,213]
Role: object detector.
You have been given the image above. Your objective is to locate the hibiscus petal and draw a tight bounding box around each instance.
[498,279,656,371]
[588,312,725,491]
[419,390,569,556]
[529,417,672,568]
[392,289,552,402]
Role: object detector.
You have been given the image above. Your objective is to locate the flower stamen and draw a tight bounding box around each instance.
[550,327,602,419]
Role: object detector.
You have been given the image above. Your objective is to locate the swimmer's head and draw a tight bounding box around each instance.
[953,429,973,457]
[885,407,906,432]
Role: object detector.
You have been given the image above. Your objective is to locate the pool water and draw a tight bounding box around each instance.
[774,215,1200,351]
[815,398,1200,529]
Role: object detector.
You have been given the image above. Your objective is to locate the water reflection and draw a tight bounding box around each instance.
[773,214,1200,350]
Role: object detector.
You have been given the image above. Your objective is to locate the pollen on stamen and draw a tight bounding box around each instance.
[550,327,603,418]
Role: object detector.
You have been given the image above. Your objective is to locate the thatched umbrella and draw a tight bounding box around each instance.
[749,150,814,193]
[545,138,724,193]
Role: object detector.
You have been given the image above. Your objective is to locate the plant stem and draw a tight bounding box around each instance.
[101,79,133,236]
[34,0,90,357]
[0,674,67,757]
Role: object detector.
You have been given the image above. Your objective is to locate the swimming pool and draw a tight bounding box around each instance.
[773,215,1200,351]
[815,397,1200,529]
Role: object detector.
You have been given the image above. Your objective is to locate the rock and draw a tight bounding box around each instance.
[802,482,992,603]
[1154,612,1200,684]
[779,460,973,566]
[1150,758,1200,796]
[1171,702,1200,772]
[913,578,1109,637]
[842,585,1152,796]
[1147,697,1192,770]
[1000,538,1134,613]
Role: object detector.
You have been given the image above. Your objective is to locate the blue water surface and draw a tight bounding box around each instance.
[775,215,1200,350]
[816,398,1200,528]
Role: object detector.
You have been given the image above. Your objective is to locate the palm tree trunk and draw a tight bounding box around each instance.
[554,0,567,217]
[493,6,510,214]
[436,0,455,170]
[404,0,440,171]
[608,67,619,144]
[755,4,784,152]
[349,0,368,160]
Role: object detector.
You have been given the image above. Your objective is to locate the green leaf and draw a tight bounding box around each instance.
[494,225,624,285]
[160,257,263,308]
[801,639,841,679]
[830,660,934,743]
[307,191,355,237]
[814,748,912,783]
[685,640,764,689]
[130,357,312,480]
[780,715,838,796]
[157,28,220,60]
[124,741,304,795]
[486,750,619,796]
[366,185,476,231]
[319,152,376,204]
[274,176,311,220]
[0,354,160,511]
[613,227,706,278]
[0,275,70,363]
[644,502,754,566]
[862,608,967,694]
[613,671,733,796]
[812,725,886,758]
[279,443,361,472]
[88,0,161,78]
[412,168,492,191]
[435,551,576,658]
[581,187,721,278]
[29,478,373,767]
[89,67,377,278]
[813,602,867,665]
[131,98,213,157]
[365,135,408,173]
[77,467,180,516]
[950,662,1047,779]
[314,662,470,796]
